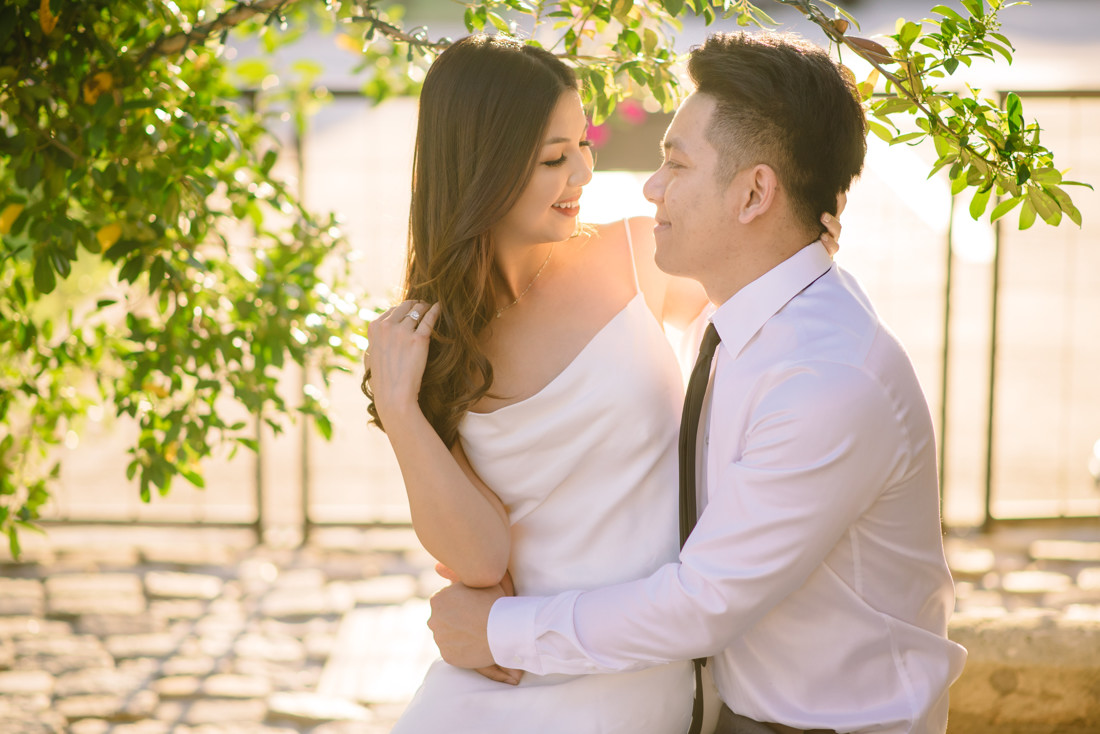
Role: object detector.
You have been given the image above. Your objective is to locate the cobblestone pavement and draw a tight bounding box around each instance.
[1,522,1099,734]
[0,526,441,734]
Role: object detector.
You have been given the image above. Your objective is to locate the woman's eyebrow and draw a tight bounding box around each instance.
[543,126,589,146]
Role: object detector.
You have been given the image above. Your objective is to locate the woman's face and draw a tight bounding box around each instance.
[492,90,594,250]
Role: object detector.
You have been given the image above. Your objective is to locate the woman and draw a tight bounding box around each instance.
[363,35,840,733]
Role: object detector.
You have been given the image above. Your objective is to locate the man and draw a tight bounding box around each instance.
[429,31,967,734]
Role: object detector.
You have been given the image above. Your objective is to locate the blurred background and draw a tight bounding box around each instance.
[42,0,1100,537]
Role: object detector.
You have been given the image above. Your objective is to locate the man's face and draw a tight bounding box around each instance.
[642,92,737,290]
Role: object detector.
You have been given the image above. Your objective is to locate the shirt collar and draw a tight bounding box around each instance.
[710,241,833,360]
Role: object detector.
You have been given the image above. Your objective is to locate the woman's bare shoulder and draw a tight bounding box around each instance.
[590,216,655,253]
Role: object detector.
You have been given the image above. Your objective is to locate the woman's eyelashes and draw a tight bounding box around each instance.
[541,140,593,167]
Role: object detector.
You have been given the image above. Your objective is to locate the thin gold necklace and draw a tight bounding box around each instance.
[495,244,555,319]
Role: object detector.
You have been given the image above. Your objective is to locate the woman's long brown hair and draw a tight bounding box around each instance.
[363,35,579,447]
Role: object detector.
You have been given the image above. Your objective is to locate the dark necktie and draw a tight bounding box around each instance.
[678,322,720,734]
[679,322,721,547]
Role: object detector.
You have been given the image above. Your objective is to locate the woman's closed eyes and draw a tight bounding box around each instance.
[542,140,593,167]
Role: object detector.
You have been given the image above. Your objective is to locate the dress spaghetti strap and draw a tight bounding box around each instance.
[623,218,641,293]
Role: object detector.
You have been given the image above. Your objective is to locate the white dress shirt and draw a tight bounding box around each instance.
[488,242,967,734]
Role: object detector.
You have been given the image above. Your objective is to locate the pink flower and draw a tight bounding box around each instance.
[587,120,611,148]
[617,99,647,126]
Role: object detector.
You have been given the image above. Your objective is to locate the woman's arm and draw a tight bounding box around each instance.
[366,300,511,588]
[624,216,709,331]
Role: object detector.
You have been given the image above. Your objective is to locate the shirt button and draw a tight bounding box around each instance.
[513,656,523,664]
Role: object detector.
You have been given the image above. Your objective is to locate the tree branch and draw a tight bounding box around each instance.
[779,0,1010,180]
[349,13,452,52]
[138,0,304,63]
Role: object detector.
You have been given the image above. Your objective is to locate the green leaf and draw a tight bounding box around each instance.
[969,187,991,220]
[1005,92,1024,133]
[487,11,511,33]
[932,4,966,23]
[1018,200,1037,230]
[179,468,206,488]
[1029,166,1061,185]
[989,195,1023,222]
[960,0,985,18]
[621,29,641,54]
[33,254,56,294]
[890,131,925,145]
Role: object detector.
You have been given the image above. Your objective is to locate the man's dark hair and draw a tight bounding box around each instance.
[688,32,867,234]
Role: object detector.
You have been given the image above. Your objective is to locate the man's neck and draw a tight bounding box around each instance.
[706,226,818,305]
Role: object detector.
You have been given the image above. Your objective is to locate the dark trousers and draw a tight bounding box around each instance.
[715,704,838,734]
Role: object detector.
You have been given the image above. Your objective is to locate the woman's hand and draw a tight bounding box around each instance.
[435,563,524,686]
[365,300,441,426]
[820,192,846,257]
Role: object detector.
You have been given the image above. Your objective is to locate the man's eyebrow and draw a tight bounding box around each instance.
[661,137,686,156]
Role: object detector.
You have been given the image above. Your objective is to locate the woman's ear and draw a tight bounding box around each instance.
[735,164,779,225]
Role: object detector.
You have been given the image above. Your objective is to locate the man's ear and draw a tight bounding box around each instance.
[733,164,779,225]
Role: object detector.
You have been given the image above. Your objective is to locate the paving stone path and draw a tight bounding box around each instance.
[1,523,1098,734]
[0,528,442,734]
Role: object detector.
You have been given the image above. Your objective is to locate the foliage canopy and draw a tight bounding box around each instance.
[0,0,1087,555]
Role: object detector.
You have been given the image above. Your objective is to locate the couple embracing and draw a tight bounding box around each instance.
[363,29,966,734]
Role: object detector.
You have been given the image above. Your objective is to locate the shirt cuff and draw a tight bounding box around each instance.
[487,595,544,674]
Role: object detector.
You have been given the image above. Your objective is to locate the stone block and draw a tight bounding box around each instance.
[139,541,235,566]
[259,585,352,619]
[0,579,45,616]
[177,698,267,724]
[150,599,208,620]
[144,571,224,600]
[233,633,306,663]
[70,722,178,734]
[0,617,71,638]
[0,670,54,695]
[0,707,65,734]
[14,635,113,674]
[55,544,141,568]
[1078,567,1100,590]
[54,667,155,697]
[151,674,202,698]
[949,611,1100,733]
[0,692,51,715]
[97,722,178,734]
[68,720,110,734]
[54,690,159,721]
[104,632,181,659]
[273,568,326,590]
[160,655,219,677]
[76,613,165,637]
[45,574,145,617]
[44,573,143,597]
[202,673,272,699]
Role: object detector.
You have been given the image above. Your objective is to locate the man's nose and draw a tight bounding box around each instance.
[642,170,664,204]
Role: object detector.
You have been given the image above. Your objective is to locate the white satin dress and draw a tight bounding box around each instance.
[391,241,694,733]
